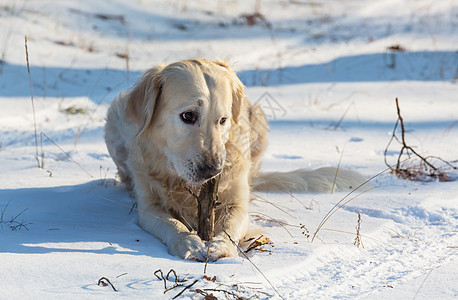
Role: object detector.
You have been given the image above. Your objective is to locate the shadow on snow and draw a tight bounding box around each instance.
[0,181,186,262]
[0,50,456,101]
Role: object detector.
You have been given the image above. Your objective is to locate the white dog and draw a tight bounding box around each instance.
[104,59,365,261]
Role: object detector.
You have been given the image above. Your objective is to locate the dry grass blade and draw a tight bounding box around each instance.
[24,36,41,168]
[251,193,295,218]
[40,132,93,178]
[311,165,390,243]
[99,196,175,226]
[412,267,434,300]
[223,229,284,299]
[312,186,382,243]
[326,101,355,131]
[287,191,316,211]
[250,212,294,237]
[320,228,401,251]
[1,203,29,231]
[331,144,346,194]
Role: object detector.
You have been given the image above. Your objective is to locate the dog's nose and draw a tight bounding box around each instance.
[198,164,222,180]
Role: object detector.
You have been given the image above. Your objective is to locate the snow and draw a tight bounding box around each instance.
[0,0,457,299]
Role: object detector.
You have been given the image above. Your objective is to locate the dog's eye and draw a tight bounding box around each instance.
[219,117,227,125]
[180,111,197,125]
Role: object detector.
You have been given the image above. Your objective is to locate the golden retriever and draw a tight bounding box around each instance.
[104,59,365,261]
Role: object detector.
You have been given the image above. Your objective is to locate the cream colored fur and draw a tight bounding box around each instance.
[104,59,366,261]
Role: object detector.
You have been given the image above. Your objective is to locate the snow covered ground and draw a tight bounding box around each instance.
[0,0,457,299]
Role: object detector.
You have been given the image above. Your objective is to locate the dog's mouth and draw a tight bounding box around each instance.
[165,148,225,186]
[184,154,224,185]
[186,167,222,186]
[196,164,222,181]
[183,178,219,191]
[169,158,223,187]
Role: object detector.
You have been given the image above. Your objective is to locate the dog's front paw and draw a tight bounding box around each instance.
[168,232,206,261]
[207,234,238,261]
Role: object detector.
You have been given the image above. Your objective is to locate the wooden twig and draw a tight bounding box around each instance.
[353,213,364,248]
[188,174,221,241]
[198,175,219,241]
[116,273,127,278]
[97,277,117,292]
[204,239,212,274]
[385,98,456,181]
[198,288,241,299]
[172,279,198,299]
[154,269,187,294]
[154,269,167,289]
[394,98,437,172]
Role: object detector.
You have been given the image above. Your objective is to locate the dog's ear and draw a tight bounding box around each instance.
[230,78,245,123]
[215,60,246,123]
[126,65,165,135]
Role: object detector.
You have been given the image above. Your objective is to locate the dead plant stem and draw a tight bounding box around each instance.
[24,36,41,168]
[223,229,284,299]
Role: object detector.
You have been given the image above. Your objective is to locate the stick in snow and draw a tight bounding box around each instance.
[188,174,221,241]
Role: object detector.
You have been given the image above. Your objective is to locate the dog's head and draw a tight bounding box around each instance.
[126,59,245,185]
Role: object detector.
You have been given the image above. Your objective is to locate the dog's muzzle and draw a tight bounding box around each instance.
[197,163,222,181]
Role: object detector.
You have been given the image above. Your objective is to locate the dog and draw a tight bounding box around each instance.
[104,59,366,261]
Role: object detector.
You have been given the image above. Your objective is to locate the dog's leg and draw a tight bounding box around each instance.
[208,174,250,260]
[134,175,206,261]
[138,205,206,260]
